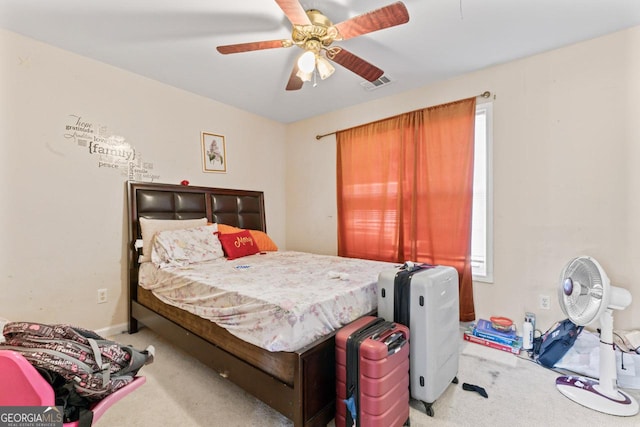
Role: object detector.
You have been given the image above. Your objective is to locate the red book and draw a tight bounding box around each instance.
[463,332,520,355]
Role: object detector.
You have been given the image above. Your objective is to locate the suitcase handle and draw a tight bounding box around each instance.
[370,324,397,341]
[383,332,404,346]
[387,338,407,356]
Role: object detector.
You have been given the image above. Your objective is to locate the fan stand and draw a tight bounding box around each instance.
[556,310,639,416]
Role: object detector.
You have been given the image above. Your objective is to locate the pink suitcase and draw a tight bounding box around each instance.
[336,316,410,427]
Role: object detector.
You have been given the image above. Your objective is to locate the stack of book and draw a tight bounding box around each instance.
[463,318,522,354]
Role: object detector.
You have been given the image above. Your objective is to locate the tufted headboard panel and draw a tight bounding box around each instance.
[136,190,208,221]
[210,194,264,230]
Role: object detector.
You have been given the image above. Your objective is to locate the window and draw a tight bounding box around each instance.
[471,103,493,282]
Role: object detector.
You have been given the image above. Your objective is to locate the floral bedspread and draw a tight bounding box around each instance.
[139,251,396,352]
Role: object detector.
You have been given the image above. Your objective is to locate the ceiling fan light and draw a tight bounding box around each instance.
[316,56,335,80]
[296,69,313,82]
[297,50,316,73]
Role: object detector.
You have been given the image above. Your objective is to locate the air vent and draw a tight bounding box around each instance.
[360,75,394,91]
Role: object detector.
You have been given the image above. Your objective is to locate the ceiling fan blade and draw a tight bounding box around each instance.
[216,40,290,54]
[333,1,410,40]
[286,63,303,91]
[327,48,384,82]
[274,0,312,26]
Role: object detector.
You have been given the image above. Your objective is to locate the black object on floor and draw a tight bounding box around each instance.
[462,382,488,398]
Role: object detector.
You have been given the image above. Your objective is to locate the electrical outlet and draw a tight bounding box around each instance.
[539,294,551,310]
[97,289,108,304]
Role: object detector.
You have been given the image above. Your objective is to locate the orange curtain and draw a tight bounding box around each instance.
[337,97,476,321]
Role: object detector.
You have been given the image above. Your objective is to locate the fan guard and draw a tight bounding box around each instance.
[558,257,606,325]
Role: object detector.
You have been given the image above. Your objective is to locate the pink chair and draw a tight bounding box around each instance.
[0,350,146,426]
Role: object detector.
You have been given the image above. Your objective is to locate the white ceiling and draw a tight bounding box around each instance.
[2,0,639,123]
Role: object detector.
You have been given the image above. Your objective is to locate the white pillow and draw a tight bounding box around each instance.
[151,224,224,268]
[139,217,207,263]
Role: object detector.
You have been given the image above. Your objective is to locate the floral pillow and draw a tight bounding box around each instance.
[217,230,260,260]
[139,217,207,263]
[151,224,224,268]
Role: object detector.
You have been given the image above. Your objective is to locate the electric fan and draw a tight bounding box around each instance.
[556,256,639,416]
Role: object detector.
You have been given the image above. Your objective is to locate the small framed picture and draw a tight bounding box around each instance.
[201,132,227,173]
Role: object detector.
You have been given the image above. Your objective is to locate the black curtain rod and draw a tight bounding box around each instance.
[315,91,492,140]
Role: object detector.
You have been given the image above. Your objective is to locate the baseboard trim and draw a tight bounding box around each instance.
[96,322,129,338]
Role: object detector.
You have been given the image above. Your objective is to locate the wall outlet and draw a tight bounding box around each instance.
[97,289,108,304]
[539,294,551,310]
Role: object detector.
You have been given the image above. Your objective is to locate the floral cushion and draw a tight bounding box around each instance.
[139,217,207,263]
[151,224,224,268]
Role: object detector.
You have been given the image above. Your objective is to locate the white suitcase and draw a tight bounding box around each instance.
[377,264,460,417]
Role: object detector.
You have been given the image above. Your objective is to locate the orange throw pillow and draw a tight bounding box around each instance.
[217,224,243,234]
[248,230,278,252]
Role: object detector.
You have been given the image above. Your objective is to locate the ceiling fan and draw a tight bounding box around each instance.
[216,1,410,90]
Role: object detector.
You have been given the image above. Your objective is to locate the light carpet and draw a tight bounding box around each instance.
[101,327,640,427]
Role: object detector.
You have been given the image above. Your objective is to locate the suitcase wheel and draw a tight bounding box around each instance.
[422,401,434,417]
[419,377,458,417]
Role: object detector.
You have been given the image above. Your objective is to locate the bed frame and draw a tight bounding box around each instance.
[126,181,336,427]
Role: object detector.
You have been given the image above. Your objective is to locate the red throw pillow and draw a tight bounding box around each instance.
[217,230,260,260]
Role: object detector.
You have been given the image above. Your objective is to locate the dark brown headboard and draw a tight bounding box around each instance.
[128,180,265,241]
[126,181,266,304]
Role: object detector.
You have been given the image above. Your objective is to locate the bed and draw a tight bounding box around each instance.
[126,181,390,426]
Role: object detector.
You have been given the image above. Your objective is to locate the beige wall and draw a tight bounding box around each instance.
[2,25,639,334]
[285,26,640,331]
[0,29,287,333]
